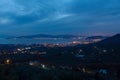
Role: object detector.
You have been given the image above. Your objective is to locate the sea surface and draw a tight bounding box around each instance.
[0,38,82,44]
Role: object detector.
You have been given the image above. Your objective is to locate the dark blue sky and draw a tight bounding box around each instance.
[0,0,120,36]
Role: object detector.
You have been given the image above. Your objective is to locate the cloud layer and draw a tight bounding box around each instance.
[0,0,120,35]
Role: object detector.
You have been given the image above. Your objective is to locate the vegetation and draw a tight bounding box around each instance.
[0,64,93,80]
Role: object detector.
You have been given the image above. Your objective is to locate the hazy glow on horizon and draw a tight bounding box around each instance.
[0,0,120,36]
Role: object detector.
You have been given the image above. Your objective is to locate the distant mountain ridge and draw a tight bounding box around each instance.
[7,34,83,39]
[86,36,106,40]
[7,34,108,39]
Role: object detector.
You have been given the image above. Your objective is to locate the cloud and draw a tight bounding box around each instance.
[53,12,73,20]
[0,18,14,25]
[0,0,120,35]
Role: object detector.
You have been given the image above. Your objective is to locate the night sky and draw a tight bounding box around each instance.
[0,0,120,36]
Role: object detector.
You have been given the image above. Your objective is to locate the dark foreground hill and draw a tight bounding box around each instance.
[72,34,120,64]
[96,34,120,47]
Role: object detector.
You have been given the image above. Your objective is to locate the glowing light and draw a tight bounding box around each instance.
[103,50,107,53]
[41,64,46,68]
[79,49,83,53]
[5,59,10,64]
[82,68,86,73]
